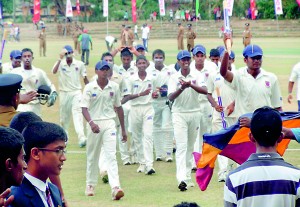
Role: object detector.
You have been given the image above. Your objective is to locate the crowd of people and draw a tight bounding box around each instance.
[0,20,300,207]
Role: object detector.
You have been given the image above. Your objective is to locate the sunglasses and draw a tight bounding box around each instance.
[250,56,262,60]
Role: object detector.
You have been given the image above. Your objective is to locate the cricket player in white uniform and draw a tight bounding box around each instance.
[122,55,155,175]
[52,45,88,147]
[149,49,176,162]
[287,61,300,111]
[81,60,126,200]
[1,50,22,74]
[221,37,282,128]
[10,48,57,116]
[168,50,207,191]
[207,51,238,182]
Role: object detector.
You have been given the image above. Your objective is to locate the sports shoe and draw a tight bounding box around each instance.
[178,181,188,191]
[85,185,95,196]
[130,155,137,164]
[186,180,195,188]
[145,167,156,175]
[136,164,145,173]
[156,157,163,161]
[79,140,86,148]
[191,167,197,173]
[165,154,173,162]
[111,186,124,200]
[123,161,131,165]
[100,171,109,184]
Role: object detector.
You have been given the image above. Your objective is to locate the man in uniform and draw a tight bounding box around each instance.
[287,61,300,111]
[242,23,252,47]
[78,29,93,66]
[52,45,89,148]
[1,50,22,74]
[186,24,196,52]
[38,25,46,57]
[177,23,184,50]
[127,26,135,47]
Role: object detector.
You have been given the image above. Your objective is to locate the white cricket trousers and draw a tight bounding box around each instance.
[59,90,86,143]
[172,111,200,183]
[86,119,120,189]
[129,104,154,168]
[17,103,41,116]
[152,100,174,158]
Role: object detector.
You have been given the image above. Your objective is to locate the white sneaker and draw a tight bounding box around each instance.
[111,186,124,200]
[136,164,145,173]
[165,155,173,162]
[145,167,156,175]
[85,185,95,196]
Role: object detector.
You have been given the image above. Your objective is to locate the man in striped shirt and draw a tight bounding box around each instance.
[224,106,300,207]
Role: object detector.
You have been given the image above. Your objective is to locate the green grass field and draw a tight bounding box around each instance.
[3,36,300,207]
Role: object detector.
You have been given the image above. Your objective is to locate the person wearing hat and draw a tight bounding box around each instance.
[186,24,196,52]
[207,50,237,182]
[122,55,155,175]
[221,36,282,128]
[0,74,22,126]
[141,24,150,52]
[38,25,46,57]
[168,50,207,191]
[81,60,126,200]
[224,106,300,207]
[1,50,22,74]
[287,61,300,111]
[10,48,57,117]
[78,29,92,66]
[242,23,252,47]
[52,45,89,148]
[177,23,184,50]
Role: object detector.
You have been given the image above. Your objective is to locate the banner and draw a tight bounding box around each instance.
[297,0,300,7]
[195,0,199,16]
[103,0,108,17]
[0,1,3,19]
[76,0,80,15]
[250,0,256,20]
[32,0,41,23]
[274,0,283,15]
[132,0,137,23]
[158,0,166,16]
[66,0,73,17]
[226,0,234,16]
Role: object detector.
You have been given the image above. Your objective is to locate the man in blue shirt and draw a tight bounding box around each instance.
[78,29,92,66]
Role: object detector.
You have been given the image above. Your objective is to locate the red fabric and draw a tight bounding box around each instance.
[131,0,137,23]
[32,0,40,23]
[250,0,256,20]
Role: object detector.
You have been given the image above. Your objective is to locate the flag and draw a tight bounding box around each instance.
[274,0,283,15]
[132,0,137,23]
[250,0,256,20]
[0,1,3,19]
[196,0,199,17]
[66,0,73,17]
[297,0,300,7]
[194,111,300,191]
[158,0,166,16]
[226,0,234,16]
[32,0,41,23]
[103,0,108,17]
[76,0,80,15]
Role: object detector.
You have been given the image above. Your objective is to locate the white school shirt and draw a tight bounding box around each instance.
[289,62,300,100]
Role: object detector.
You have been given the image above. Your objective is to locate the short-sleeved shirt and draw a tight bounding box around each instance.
[80,80,121,120]
[52,58,86,92]
[141,26,150,39]
[1,62,13,74]
[78,33,92,50]
[168,69,205,113]
[290,128,300,143]
[0,106,18,127]
[289,62,300,100]
[125,72,153,106]
[225,67,282,117]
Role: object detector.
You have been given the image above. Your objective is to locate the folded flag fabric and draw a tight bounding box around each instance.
[194,111,300,191]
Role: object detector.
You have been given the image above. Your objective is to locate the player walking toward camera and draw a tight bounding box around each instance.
[52,45,89,148]
[149,49,176,162]
[81,60,126,200]
[10,48,57,116]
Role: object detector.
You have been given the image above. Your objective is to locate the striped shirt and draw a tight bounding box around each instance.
[224,153,300,207]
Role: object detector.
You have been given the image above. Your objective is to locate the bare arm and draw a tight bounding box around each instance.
[53,49,68,74]
[82,107,100,133]
[287,81,294,104]
[121,88,151,104]
[115,106,127,142]
[83,76,89,85]
[19,91,38,104]
[190,84,207,95]
[220,51,234,82]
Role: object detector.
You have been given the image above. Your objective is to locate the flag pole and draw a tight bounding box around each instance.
[106,16,108,36]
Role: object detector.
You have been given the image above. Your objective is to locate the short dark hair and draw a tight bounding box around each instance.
[120,48,133,58]
[10,112,43,134]
[22,121,68,162]
[0,127,24,176]
[101,52,113,61]
[250,106,282,147]
[21,48,33,56]
[136,55,147,64]
[174,202,200,207]
[209,48,220,57]
[152,49,165,60]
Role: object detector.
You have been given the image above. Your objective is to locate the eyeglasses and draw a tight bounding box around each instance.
[38,148,67,156]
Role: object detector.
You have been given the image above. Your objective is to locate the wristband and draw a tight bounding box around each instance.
[179,87,184,91]
[88,120,93,124]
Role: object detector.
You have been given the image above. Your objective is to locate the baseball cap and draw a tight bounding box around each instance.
[216,46,225,56]
[192,45,206,56]
[64,45,73,53]
[209,48,220,57]
[10,50,22,59]
[83,29,88,33]
[243,44,263,58]
[95,60,111,70]
[0,74,22,95]
[135,44,145,51]
[177,50,191,60]
[221,50,235,59]
[250,106,282,146]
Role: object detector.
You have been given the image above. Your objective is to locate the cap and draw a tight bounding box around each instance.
[209,48,220,57]
[10,50,22,59]
[135,44,145,51]
[95,60,111,70]
[243,44,263,58]
[216,46,225,56]
[64,45,73,53]
[177,50,191,60]
[221,50,235,59]
[192,45,206,55]
[250,106,282,145]
[0,74,22,95]
[245,23,250,26]
[83,29,88,33]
